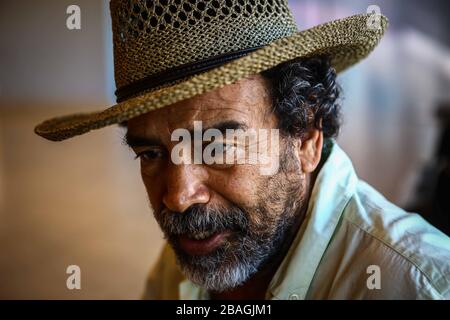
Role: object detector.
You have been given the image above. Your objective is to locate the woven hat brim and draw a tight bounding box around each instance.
[35,13,388,141]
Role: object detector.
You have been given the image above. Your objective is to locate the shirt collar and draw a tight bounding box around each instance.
[179,141,358,300]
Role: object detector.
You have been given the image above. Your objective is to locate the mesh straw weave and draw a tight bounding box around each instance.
[35,0,388,141]
[112,0,298,90]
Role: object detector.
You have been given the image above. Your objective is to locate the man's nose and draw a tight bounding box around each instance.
[162,164,210,213]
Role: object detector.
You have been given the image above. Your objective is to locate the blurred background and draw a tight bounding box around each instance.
[0,0,449,299]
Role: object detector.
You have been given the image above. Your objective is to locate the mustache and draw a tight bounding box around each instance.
[157,204,249,237]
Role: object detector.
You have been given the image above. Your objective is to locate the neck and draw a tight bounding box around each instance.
[210,174,314,300]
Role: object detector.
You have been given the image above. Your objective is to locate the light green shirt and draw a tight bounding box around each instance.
[143,142,450,300]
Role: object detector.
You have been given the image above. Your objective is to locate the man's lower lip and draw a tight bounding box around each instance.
[177,231,230,256]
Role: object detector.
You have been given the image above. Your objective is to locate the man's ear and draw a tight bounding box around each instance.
[296,129,323,173]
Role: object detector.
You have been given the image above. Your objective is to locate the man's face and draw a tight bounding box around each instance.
[126,75,313,292]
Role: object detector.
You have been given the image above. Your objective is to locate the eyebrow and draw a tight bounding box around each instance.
[124,120,248,148]
[123,133,161,148]
[193,120,248,137]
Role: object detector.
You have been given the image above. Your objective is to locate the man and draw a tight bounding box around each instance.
[35,0,450,299]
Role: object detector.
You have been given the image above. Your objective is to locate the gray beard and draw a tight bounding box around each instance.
[159,200,299,293]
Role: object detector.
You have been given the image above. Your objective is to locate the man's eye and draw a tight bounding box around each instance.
[135,149,165,161]
[209,143,234,157]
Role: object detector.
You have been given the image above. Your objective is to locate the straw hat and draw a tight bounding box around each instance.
[35,0,388,141]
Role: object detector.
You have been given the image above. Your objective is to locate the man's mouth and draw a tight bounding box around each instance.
[177,230,231,256]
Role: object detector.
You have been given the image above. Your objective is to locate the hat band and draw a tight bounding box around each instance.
[115,45,263,103]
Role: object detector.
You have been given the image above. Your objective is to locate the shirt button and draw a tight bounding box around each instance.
[289,293,300,300]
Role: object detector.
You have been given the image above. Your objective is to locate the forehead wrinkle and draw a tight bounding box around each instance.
[141,76,269,136]
[194,107,251,121]
[261,97,275,126]
[220,75,268,101]
[165,106,251,131]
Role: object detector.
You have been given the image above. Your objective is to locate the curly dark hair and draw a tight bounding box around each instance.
[261,56,342,139]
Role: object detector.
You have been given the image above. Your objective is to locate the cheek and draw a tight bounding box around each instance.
[141,170,165,213]
[208,165,262,208]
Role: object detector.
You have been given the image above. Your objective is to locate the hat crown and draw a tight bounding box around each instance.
[110,0,298,93]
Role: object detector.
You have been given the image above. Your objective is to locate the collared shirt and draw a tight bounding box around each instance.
[142,142,450,300]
